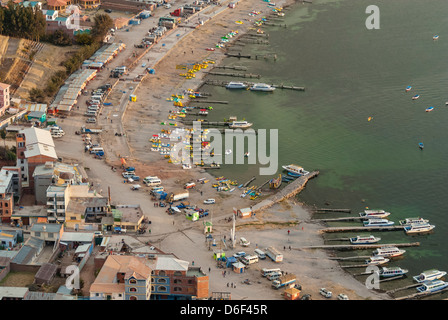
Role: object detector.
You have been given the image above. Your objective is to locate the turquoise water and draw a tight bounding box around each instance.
[197,0,448,297]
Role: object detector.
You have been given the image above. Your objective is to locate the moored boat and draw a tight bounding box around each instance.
[413,269,447,283]
[372,246,406,258]
[359,209,391,219]
[282,164,310,176]
[376,267,408,278]
[419,142,424,150]
[425,106,434,112]
[250,83,276,92]
[412,94,420,100]
[416,280,448,293]
[399,217,429,226]
[405,86,412,92]
[226,81,247,89]
[228,121,253,129]
[404,223,435,234]
[269,174,282,189]
[363,218,394,227]
[350,235,381,244]
[433,35,439,40]
[365,256,389,266]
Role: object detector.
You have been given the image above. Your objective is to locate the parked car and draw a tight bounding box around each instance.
[300,294,312,300]
[86,118,97,123]
[319,288,332,298]
[203,199,215,204]
[337,293,349,300]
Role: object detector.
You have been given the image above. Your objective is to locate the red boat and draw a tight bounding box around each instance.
[205,48,215,51]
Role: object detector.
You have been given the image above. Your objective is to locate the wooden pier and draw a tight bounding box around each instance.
[189,99,229,104]
[205,72,261,79]
[395,287,448,300]
[212,65,248,71]
[320,226,405,233]
[203,79,305,91]
[243,176,256,188]
[314,216,366,222]
[297,242,420,251]
[314,208,352,213]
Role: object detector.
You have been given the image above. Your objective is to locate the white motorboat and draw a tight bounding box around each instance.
[372,246,406,258]
[349,235,381,244]
[229,121,253,129]
[363,218,394,227]
[416,280,448,293]
[225,149,232,155]
[359,209,391,219]
[376,267,408,278]
[282,164,310,176]
[413,269,447,283]
[226,82,247,89]
[399,217,429,226]
[365,256,389,266]
[250,83,276,92]
[404,223,435,234]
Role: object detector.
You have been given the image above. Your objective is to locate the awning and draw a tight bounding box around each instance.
[37,217,48,223]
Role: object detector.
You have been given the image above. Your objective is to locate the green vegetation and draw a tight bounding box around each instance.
[0,3,46,41]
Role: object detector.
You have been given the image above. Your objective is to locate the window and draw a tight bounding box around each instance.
[129,296,137,300]
[158,278,166,283]
[158,286,167,292]
[158,271,166,276]
[174,271,182,276]
[129,287,137,292]
[174,287,182,292]
[174,279,182,284]
[34,232,41,237]
[129,278,137,284]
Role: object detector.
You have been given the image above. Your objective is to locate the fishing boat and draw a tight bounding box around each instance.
[376,267,408,278]
[412,94,420,100]
[399,217,429,226]
[226,81,247,89]
[282,164,309,176]
[287,171,302,178]
[363,218,395,227]
[359,209,391,219]
[404,223,435,234]
[372,246,406,258]
[198,109,209,115]
[349,235,381,245]
[405,86,412,92]
[425,106,435,112]
[416,280,448,293]
[365,256,389,266]
[205,48,216,51]
[413,269,447,283]
[229,121,253,129]
[433,35,439,40]
[250,83,276,92]
[419,142,424,150]
[269,174,282,189]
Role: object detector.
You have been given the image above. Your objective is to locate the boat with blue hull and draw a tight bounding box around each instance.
[363,218,394,227]
[349,235,381,245]
[416,280,448,293]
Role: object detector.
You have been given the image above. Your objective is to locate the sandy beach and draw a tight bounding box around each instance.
[53,0,391,300]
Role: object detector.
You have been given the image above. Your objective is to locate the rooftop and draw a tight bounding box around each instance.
[30,223,62,233]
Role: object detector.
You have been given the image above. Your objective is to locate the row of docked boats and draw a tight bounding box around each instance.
[226,81,276,92]
[359,209,435,234]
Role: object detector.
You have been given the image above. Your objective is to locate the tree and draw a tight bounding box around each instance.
[75,33,94,46]
[90,13,114,42]
[0,129,7,158]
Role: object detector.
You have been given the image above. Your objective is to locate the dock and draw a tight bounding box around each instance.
[250,171,319,214]
[314,216,366,222]
[203,80,305,91]
[296,242,420,251]
[320,226,405,233]
[243,176,256,188]
[205,72,262,79]
[212,65,248,71]
[314,208,352,213]
[395,287,448,300]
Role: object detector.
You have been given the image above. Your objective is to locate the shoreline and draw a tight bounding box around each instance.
[116,0,390,300]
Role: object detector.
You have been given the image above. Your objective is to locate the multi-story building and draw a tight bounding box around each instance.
[89,255,152,300]
[0,82,10,116]
[16,127,58,191]
[149,256,209,300]
[0,168,20,223]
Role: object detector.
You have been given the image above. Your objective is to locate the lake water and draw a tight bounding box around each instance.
[198,0,448,297]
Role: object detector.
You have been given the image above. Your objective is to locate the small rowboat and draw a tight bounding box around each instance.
[405,86,412,92]
[412,94,420,100]
[425,106,434,112]
[419,143,424,150]
[205,48,215,51]
[433,35,439,40]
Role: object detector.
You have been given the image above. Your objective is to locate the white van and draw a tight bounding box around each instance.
[91,95,103,101]
[254,249,266,260]
[241,254,258,265]
[267,271,283,281]
[145,179,162,187]
[86,118,97,123]
[143,176,160,184]
[261,268,282,277]
[151,186,164,193]
[89,99,101,105]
